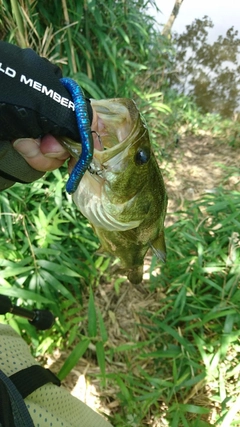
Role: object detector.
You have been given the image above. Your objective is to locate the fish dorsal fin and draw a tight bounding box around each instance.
[150,232,166,262]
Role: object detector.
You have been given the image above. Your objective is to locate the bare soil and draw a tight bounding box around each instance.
[45,135,240,425]
[162,135,240,226]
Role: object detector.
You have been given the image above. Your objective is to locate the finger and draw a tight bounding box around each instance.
[13,137,69,172]
[40,135,70,160]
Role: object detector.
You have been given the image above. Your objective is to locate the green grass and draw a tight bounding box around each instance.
[100,187,240,426]
[0,104,239,427]
[0,168,99,347]
[2,176,237,425]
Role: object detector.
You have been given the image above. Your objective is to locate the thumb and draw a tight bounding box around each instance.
[13,138,69,172]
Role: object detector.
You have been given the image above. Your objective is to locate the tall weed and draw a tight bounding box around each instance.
[106,188,240,426]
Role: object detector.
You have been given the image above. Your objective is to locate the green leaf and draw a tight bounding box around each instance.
[37,336,55,355]
[117,27,130,44]
[154,322,193,350]
[68,324,81,347]
[37,260,80,277]
[114,376,130,401]
[58,338,90,380]
[0,286,52,304]
[97,308,108,343]
[88,288,97,338]
[0,266,33,278]
[40,270,76,302]
[96,341,106,384]
[74,72,105,98]
[177,404,210,415]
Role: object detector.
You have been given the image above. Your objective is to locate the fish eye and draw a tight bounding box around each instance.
[134,148,150,165]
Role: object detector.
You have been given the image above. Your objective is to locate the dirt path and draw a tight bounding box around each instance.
[45,136,240,424]
[161,135,240,225]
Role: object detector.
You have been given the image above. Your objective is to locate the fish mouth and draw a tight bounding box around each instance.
[90,98,140,164]
[68,98,137,177]
[91,98,138,145]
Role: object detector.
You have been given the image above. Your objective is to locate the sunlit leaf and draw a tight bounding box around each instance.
[88,288,97,338]
[96,341,106,384]
[58,338,90,380]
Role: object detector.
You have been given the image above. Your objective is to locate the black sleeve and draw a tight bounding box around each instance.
[0,41,93,189]
[0,41,93,141]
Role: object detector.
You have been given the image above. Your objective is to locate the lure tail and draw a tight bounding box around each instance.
[60,77,93,194]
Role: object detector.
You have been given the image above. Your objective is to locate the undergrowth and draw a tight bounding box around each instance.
[104,188,240,426]
[1,176,239,426]
[0,168,102,345]
[149,91,240,149]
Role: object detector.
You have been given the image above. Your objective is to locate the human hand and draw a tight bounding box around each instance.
[13,107,101,173]
[13,135,71,172]
[0,41,94,188]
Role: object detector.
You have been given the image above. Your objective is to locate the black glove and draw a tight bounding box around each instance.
[0,41,93,189]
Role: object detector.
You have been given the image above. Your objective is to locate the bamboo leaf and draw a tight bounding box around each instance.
[40,269,76,302]
[0,287,52,304]
[96,341,106,385]
[0,266,33,278]
[37,260,80,277]
[97,308,108,343]
[88,288,97,338]
[177,404,210,415]
[58,338,90,380]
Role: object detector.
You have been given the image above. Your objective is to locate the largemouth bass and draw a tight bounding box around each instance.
[61,98,168,284]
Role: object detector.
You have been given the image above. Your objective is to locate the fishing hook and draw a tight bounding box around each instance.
[91,130,103,150]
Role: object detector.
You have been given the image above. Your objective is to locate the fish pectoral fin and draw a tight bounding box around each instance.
[150,232,166,262]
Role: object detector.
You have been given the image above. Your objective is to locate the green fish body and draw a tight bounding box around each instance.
[61,98,168,284]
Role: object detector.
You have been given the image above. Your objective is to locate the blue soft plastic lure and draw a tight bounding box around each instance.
[60,77,93,194]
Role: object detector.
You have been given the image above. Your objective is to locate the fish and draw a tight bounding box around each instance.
[61,98,168,284]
